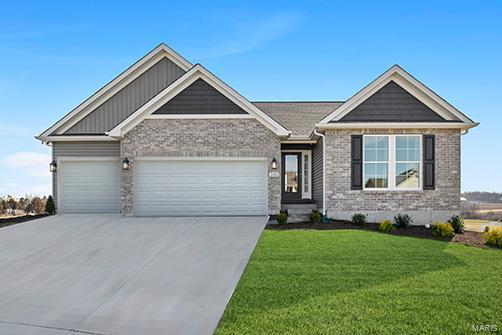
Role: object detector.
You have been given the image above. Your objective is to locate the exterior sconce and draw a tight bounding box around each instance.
[122,158,130,170]
[271,157,278,170]
[49,160,57,173]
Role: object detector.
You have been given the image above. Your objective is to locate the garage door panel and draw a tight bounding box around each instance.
[60,161,120,214]
[134,160,267,216]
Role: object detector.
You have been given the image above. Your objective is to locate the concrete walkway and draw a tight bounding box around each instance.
[0,215,267,335]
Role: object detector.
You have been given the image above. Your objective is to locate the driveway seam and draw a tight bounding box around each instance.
[66,217,202,334]
[0,320,105,335]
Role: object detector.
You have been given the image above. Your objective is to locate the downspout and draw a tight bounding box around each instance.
[313,128,326,216]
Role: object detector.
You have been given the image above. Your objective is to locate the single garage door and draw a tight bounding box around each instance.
[59,160,120,214]
[134,159,268,216]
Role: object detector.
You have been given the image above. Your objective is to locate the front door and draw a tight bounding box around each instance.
[281,153,302,203]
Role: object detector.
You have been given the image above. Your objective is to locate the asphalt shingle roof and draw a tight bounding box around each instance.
[253,101,344,137]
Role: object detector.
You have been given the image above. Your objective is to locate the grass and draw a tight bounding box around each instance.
[216,230,502,335]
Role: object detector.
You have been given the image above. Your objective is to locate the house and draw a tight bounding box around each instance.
[37,43,478,224]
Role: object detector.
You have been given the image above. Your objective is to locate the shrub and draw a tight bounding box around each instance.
[309,210,321,224]
[45,196,56,215]
[276,212,288,225]
[351,213,367,226]
[431,222,455,237]
[378,220,396,233]
[483,227,502,248]
[394,213,412,229]
[447,215,464,233]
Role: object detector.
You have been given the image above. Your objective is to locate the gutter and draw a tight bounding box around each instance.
[313,128,326,216]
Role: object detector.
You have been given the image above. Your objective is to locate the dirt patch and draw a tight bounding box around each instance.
[266,220,489,249]
[0,214,49,228]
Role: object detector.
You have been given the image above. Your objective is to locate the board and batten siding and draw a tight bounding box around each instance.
[60,57,186,135]
[312,137,323,211]
[52,141,121,209]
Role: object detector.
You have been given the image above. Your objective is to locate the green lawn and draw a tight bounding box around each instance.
[216,230,502,335]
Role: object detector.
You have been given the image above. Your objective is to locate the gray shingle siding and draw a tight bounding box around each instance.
[62,57,185,134]
[153,78,248,115]
[52,141,120,208]
[336,81,451,122]
[312,137,323,210]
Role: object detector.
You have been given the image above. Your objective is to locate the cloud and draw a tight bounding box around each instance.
[3,151,51,178]
[202,12,302,58]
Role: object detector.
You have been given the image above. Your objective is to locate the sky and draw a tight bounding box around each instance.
[0,0,501,197]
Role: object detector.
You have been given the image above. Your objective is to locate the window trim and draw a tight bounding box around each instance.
[362,134,422,191]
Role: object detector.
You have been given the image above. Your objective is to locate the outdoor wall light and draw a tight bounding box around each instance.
[122,158,130,170]
[271,157,278,170]
[49,160,57,173]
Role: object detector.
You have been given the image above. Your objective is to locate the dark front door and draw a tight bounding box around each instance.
[281,153,302,203]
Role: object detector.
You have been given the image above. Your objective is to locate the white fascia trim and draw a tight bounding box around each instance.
[318,65,476,125]
[36,135,118,142]
[281,140,317,144]
[316,122,478,130]
[146,114,253,119]
[39,44,193,138]
[109,65,290,137]
[134,156,268,161]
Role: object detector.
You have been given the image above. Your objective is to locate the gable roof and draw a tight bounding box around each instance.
[253,102,343,137]
[154,78,248,115]
[37,44,192,141]
[107,65,290,137]
[318,65,478,130]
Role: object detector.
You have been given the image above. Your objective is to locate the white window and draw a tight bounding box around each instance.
[363,135,421,190]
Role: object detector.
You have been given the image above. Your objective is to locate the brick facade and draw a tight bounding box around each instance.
[120,119,281,215]
[324,128,461,225]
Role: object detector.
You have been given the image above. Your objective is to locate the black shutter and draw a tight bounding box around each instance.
[351,135,363,190]
[423,134,435,190]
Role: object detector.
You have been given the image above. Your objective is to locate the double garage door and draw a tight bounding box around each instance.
[58,159,267,216]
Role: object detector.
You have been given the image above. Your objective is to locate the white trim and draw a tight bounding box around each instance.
[316,122,477,130]
[108,65,290,137]
[146,114,253,119]
[281,150,312,200]
[36,135,118,142]
[56,157,120,213]
[362,135,422,191]
[318,65,477,126]
[280,140,317,144]
[39,44,192,138]
[134,156,268,162]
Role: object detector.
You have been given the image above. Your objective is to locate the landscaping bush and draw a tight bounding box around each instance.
[351,213,367,226]
[483,227,502,248]
[378,220,396,233]
[309,210,321,224]
[447,215,464,233]
[431,222,455,237]
[276,212,288,225]
[394,213,412,229]
[45,195,56,215]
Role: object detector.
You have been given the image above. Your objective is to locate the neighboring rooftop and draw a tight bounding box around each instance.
[253,101,344,137]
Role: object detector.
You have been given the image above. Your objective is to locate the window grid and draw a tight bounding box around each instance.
[363,135,422,190]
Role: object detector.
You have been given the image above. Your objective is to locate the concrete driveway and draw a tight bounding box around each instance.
[0,215,267,335]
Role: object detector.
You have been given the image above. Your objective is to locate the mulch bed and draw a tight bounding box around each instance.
[266,219,488,248]
[0,214,49,228]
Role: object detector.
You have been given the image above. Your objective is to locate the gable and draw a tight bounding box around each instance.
[336,80,447,122]
[153,78,248,115]
[59,57,186,135]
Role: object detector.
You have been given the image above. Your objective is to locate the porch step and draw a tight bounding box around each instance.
[281,203,319,223]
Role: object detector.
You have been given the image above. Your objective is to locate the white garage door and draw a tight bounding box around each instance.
[59,160,120,214]
[134,159,268,216]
